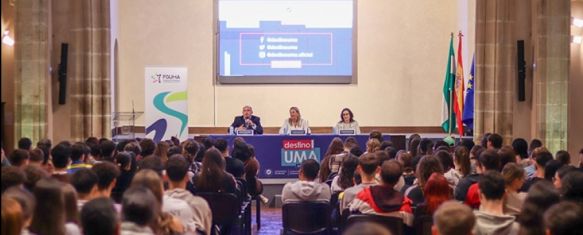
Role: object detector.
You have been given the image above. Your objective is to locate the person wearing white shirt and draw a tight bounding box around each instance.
[279,106,310,134]
[333,108,361,134]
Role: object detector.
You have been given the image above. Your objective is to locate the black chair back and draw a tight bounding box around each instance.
[413,204,433,235]
[197,192,241,226]
[346,214,404,235]
[282,201,331,234]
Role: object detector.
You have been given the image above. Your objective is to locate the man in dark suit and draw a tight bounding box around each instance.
[230,105,263,134]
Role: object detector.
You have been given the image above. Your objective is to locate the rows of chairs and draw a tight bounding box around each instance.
[281,201,433,235]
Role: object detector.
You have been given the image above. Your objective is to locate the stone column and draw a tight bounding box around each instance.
[532,0,570,152]
[474,0,517,144]
[14,0,49,143]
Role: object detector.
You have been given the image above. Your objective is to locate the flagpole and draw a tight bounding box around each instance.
[449,32,454,136]
[458,31,464,138]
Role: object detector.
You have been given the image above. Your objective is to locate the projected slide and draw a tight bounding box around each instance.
[218,0,354,83]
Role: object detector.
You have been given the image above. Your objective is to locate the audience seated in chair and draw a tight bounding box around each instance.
[340,153,379,213]
[474,171,519,235]
[165,155,213,235]
[350,159,414,227]
[282,159,331,204]
[456,149,500,209]
[544,201,583,235]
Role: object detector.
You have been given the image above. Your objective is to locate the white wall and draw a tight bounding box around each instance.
[116,0,474,128]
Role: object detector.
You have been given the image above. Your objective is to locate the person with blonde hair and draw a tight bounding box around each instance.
[279,107,310,134]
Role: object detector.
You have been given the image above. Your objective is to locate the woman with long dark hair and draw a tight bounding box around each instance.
[320,137,346,183]
[29,178,67,235]
[196,148,239,195]
[331,157,359,193]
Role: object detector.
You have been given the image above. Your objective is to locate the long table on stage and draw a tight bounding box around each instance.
[207,134,406,180]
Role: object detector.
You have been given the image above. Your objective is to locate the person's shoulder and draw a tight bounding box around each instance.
[252,115,261,120]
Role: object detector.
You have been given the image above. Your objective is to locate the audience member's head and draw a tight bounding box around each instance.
[71,142,90,163]
[433,201,475,235]
[477,149,500,172]
[2,186,36,226]
[502,163,525,192]
[512,138,529,159]
[544,160,563,181]
[115,151,134,172]
[51,143,72,169]
[350,146,363,157]
[380,141,394,152]
[409,138,421,157]
[36,138,52,159]
[139,156,164,176]
[486,133,503,149]
[555,150,570,166]
[121,186,159,227]
[358,153,379,177]
[369,131,382,143]
[433,150,453,172]
[397,151,414,173]
[167,146,182,158]
[17,137,32,150]
[416,155,444,188]
[214,138,228,154]
[28,148,44,164]
[139,138,156,157]
[300,159,320,181]
[81,198,119,235]
[343,137,359,152]
[418,138,434,156]
[8,149,29,167]
[379,160,402,186]
[544,201,583,235]
[375,151,390,165]
[70,168,99,200]
[453,146,471,177]
[478,171,506,201]
[23,164,49,191]
[497,146,515,170]
[92,161,120,195]
[529,139,543,156]
[560,170,583,203]
[554,165,576,190]
[1,167,26,193]
[183,140,199,163]
[130,169,164,204]
[166,155,189,184]
[123,141,142,158]
[29,178,65,235]
[231,141,252,163]
[1,197,24,235]
[99,140,117,162]
[338,157,359,189]
[459,138,475,153]
[343,221,393,235]
[366,138,381,154]
[518,181,561,235]
[423,172,451,214]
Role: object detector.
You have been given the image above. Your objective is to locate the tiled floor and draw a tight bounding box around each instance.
[251,206,282,235]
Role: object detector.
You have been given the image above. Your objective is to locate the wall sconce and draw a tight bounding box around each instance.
[573,35,582,44]
[2,30,14,46]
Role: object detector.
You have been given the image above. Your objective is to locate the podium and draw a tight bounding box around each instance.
[112,111,143,140]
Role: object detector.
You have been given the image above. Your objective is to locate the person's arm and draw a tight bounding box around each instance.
[279,120,287,134]
[354,121,361,134]
[253,117,263,134]
[304,120,311,134]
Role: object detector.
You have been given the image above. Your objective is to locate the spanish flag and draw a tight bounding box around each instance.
[454,32,465,136]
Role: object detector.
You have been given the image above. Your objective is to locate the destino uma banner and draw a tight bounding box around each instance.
[145,67,188,142]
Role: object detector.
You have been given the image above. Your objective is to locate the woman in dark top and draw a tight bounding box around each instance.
[196,148,239,197]
[111,151,136,203]
[404,155,444,206]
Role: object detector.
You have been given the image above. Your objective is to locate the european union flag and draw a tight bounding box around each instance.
[462,55,474,130]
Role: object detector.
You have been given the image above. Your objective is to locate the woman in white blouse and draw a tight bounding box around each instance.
[279,106,310,134]
[333,108,361,134]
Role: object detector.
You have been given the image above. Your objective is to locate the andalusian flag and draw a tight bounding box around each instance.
[454,32,465,136]
[441,35,456,133]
